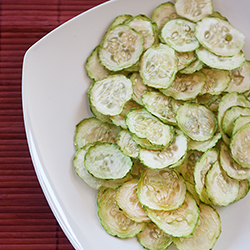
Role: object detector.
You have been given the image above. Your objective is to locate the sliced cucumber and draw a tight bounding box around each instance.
[177,150,203,184]
[225,61,250,93]
[230,123,250,169]
[73,143,105,189]
[99,24,144,71]
[151,2,178,31]
[176,102,217,141]
[179,59,203,74]
[139,43,178,89]
[205,160,239,206]
[98,188,146,238]
[195,17,245,57]
[89,74,133,116]
[139,129,187,169]
[236,180,250,201]
[115,179,150,223]
[220,142,250,181]
[188,132,221,152]
[137,222,173,250]
[117,129,140,158]
[196,46,245,70]
[110,99,141,129]
[145,192,199,238]
[185,181,201,205]
[130,72,153,105]
[160,72,206,101]
[161,19,199,52]
[175,51,196,70]
[232,115,250,136]
[74,117,121,150]
[173,203,221,250]
[200,67,231,95]
[108,14,133,30]
[131,134,166,151]
[222,106,250,137]
[175,0,213,22]
[84,142,132,180]
[194,148,219,204]
[125,108,175,148]
[85,46,110,81]
[138,168,186,211]
[142,91,176,125]
[126,14,159,50]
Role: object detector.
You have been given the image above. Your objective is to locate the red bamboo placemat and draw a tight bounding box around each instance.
[0,0,108,249]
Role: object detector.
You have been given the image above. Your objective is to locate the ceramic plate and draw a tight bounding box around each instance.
[22,0,250,249]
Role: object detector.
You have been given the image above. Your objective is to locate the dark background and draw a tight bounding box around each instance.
[0,0,108,249]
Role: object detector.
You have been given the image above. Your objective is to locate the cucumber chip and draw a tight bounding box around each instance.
[161,19,199,52]
[138,168,186,211]
[84,142,133,180]
[98,188,146,238]
[99,24,144,71]
[137,222,173,250]
[139,43,178,89]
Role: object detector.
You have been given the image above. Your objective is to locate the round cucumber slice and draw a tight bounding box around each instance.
[142,91,176,125]
[125,108,175,148]
[180,59,203,74]
[139,129,187,169]
[177,150,204,184]
[196,47,245,70]
[220,142,250,181]
[225,61,250,93]
[176,102,217,141]
[188,133,221,152]
[200,67,231,95]
[160,72,206,101]
[139,43,178,89]
[117,129,140,158]
[236,180,250,201]
[161,19,199,52]
[137,222,173,250]
[145,192,199,238]
[175,0,213,22]
[110,99,141,129]
[73,143,105,189]
[138,168,186,211]
[84,142,133,180]
[115,179,150,223]
[194,148,219,204]
[99,24,144,71]
[130,72,153,105]
[151,2,178,31]
[173,203,221,250]
[85,45,110,81]
[205,160,239,206]
[195,17,245,57]
[230,123,250,169]
[98,188,146,238]
[74,117,121,150]
[126,14,159,50]
[89,74,133,116]
[175,51,196,70]
[108,14,133,30]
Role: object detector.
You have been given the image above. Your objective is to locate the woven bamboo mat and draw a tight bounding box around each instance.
[0,0,108,249]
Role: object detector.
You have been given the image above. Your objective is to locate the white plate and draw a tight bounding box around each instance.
[22,0,250,249]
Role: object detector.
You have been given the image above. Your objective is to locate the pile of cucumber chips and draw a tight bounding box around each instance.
[74,0,250,249]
